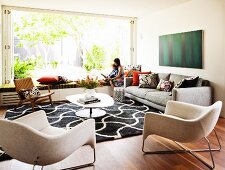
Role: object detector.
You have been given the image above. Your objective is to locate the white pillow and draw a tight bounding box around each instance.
[23,86,41,99]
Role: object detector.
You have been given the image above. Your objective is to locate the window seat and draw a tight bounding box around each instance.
[0,82,112,106]
[0,81,110,92]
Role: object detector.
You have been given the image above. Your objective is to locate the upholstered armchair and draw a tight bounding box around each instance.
[14,77,54,111]
[0,110,96,169]
[142,101,222,169]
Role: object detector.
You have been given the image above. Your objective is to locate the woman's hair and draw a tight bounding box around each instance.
[114,58,121,66]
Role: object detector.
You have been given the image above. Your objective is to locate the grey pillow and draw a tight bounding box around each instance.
[139,73,158,88]
[157,73,171,81]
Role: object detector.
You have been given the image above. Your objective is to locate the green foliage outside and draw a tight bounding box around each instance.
[84,45,105,72]
[50,61,59,69]
[14,57,36,78]
[14,13,100,47]
[14,12,106,77]
[13,12,122,78]
[14,56,45,78]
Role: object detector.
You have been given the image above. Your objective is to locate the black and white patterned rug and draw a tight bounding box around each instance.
[5,99,159,142]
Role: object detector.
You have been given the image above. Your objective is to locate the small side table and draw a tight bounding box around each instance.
[113,87,125,102]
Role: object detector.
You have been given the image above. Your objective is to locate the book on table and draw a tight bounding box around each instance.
[77,97,101,104]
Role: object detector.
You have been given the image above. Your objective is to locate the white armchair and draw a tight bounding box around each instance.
[0,110,96,169]
[142,101,222,169]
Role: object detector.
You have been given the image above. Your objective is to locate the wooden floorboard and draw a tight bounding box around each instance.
[0,107,225,170]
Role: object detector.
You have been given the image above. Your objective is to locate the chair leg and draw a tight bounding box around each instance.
[61,148,96,170]
[142,139,187,154]
[31,100,35,112]
[49,96,53,107]
[142,130,221,169]
[173,129,221,153]
[174,138,215,169]
[190,129,221,152]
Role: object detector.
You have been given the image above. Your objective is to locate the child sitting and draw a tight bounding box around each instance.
[107,64,118,79]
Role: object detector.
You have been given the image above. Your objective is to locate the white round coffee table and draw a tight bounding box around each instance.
[66,93,114,118]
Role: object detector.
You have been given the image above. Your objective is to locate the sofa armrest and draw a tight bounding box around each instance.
[172,86,213,106]
[124,77,133,87]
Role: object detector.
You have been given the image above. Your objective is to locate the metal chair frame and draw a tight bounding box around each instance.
[142,129,221,169]
[32,148,96,170]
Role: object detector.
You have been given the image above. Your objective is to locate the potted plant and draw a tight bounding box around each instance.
[78,76,99,99]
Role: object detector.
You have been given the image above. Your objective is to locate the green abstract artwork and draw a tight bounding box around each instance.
[159,30,203,69]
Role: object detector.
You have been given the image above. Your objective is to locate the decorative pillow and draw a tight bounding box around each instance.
[23,86,41,99]
[124,70,133,77]
[30,86,41,97]
[183,76,199,87]
[22,90,30,99]
[132,71,151,86]
[124,65,141,71]
[124,65,141,77]
[174,76,199,88]
[174,79,185,88]
[58,76,72,83]
[157,79,173,92]
[169,74,187,87]
[37,75,59,84]
[139,73,158,88]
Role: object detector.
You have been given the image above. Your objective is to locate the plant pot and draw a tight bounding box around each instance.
[85,89,96,99]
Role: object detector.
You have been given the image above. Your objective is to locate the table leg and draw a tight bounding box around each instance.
[90,108,93,118]
[75,108,106,118]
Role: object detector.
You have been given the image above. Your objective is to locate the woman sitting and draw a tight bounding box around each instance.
[108,58,124,88]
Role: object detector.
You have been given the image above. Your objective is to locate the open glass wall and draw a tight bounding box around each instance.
[2,7,135,83]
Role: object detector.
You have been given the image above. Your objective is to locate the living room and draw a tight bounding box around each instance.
[0,0,225,170]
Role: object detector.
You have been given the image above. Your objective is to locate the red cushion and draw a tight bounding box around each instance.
[132,71,151,86]
[37,76,59,84]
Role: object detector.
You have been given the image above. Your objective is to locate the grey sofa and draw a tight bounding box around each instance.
[124,73,213,111]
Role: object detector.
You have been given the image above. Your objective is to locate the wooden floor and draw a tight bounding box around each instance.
[0,107,225,170]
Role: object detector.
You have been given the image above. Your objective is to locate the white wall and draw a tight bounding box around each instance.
[137,0,225,116]
[0,3,2,84]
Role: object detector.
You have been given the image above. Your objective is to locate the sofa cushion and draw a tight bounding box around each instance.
[124,65,142,77]
[139,73,158,88]
[145,91,172,106]
[37,75,59,84]
[22,86,41,99]
[156,79,173,92]
[169,74,189,86]
[125,86,157,99]
[157,73,171,81]
[132,71,151,86]
[196,78,210,87]
[175,76,199,88]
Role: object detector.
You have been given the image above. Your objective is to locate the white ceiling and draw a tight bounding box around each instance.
[1,0,190,17]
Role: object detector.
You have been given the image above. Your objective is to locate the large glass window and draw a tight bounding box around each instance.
[2,7,136,83]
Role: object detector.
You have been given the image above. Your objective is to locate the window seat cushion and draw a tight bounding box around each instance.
[0,81,110,93]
